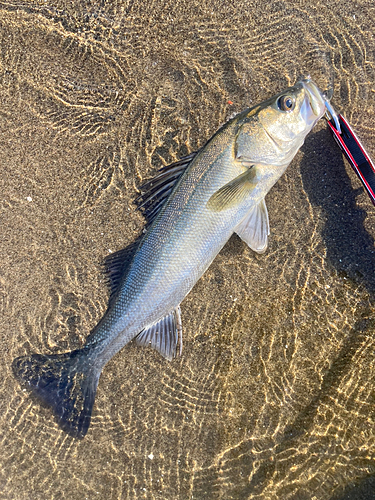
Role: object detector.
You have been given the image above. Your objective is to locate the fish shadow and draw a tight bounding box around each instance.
[300,128,375,294]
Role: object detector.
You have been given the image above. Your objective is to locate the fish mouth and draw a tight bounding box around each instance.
[300,77,341,133]
[300,78,326,119]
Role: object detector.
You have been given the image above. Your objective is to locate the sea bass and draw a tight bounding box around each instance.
[13,78,338,438]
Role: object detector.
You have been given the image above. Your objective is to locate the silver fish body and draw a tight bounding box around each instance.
[13,78,330,438]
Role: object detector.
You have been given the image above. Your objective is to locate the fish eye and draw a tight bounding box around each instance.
[277,95,295,112]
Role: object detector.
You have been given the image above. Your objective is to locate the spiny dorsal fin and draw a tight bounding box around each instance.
[135,152,198,226]
[135,306,182,361]
[103,240,141,304]
[235,198,270,254]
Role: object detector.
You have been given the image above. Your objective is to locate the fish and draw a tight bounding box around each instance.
[12,77,338,438]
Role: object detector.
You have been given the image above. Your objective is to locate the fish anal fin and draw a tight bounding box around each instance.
[135,306,182,361]
[103,240,140,304]
[207,167,257,211]
[235,198,270,254]
[135,152,198,226]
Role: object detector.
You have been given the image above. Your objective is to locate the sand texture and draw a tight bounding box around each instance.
[1,0,375,498]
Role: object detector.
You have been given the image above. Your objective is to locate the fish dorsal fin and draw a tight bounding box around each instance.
[135,306,182,361]
[135,152,198,226]
[207,167,257,211]
[103,240,140,304]
[235,198,270,253]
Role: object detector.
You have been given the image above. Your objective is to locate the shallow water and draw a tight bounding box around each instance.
[1,0,375,498]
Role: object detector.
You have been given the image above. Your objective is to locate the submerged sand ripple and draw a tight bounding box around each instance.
[1,0,375,498]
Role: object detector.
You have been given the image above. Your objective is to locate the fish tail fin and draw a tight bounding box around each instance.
[12,348,101,439]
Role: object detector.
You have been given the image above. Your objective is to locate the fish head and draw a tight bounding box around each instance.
[236,78,327,166]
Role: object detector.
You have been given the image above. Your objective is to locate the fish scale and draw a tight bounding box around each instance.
[86,126,241,355]
[12,77,337,438]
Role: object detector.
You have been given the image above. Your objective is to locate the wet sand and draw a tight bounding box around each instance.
[1,0,375,498]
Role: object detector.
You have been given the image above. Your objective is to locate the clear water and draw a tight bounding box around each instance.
[1,1,375,498]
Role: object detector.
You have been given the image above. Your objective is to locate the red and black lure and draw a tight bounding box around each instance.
[327,113,375,206]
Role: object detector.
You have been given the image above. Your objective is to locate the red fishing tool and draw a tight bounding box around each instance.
[327,114,375,206]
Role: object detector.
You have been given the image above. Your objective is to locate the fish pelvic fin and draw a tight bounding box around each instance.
[207,167,257,211]
[235,198,270,253]
[12,348,101,439]
[135,306,182,361]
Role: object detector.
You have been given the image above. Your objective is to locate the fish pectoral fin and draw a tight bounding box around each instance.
[235,198,270,254]
[207,168,257,211]
[135,306,182,361]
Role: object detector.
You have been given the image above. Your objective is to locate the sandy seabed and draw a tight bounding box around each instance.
[1,1,375,499]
